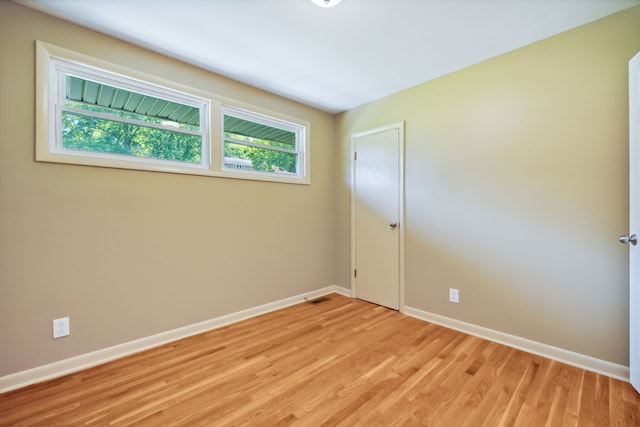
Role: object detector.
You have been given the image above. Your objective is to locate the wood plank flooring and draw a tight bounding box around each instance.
[1,294,639,426]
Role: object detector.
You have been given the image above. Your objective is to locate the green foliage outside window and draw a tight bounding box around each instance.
[223,134,297,174]
[62,111,202,163]
[62,103,298,173]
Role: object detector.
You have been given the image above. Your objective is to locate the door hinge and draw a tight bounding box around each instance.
[354,269,357,278]
[354,152,357,160]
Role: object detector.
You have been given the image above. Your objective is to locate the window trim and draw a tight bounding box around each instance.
[56,67,210,170]
[221,105,306,179]
[36,41,311,184]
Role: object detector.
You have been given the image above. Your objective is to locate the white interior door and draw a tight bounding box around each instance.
[629,51,640,393]
[352,123,404,310]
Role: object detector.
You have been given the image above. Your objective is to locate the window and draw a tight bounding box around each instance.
[36,41,310,184]
[60,73,208,167]
[223,106,305,178]
[38,43,210,174]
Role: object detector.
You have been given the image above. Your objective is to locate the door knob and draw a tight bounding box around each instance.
[618,234,638,245]
[389,222,398,229]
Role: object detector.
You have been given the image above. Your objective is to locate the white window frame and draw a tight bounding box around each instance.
[222,105,306,179]
[36,41,311,184]
[57,68,210,169]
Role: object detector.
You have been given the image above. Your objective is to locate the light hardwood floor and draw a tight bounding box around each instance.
[1,294,639,426]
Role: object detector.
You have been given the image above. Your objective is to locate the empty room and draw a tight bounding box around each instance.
[1,0,640,425]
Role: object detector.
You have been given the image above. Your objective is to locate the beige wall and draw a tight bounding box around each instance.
[337,6,640,365]
[2,1,639,379]
[0,2,337,376]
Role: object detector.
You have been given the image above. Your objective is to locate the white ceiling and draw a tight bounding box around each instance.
[16,0,640,113]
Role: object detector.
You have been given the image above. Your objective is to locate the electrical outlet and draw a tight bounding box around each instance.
[53,317,70,339]
[449,288,460,304]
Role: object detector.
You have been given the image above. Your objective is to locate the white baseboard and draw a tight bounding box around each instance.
[328,286,352,298]
[0,285,352,393]
[8,288,620,393]
[403,305,629,382]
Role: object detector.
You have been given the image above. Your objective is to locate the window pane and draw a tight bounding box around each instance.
[224,115,296,149]
[65,75,201,130]
[65,100,200,132]
[62,111,202,163]
[224,142,297,174]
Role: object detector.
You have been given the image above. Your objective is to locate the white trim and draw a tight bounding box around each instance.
[350,137,356,297]
[398,123,406,313]
[221,104,308,182]
[628,50,640,392]
[0,285,351,393]
[35,41,310,185]
[326,286,352,297]
[350,122,406,312]
[403,305,630,382]
[4,288,625,393]
[38,41,212,174]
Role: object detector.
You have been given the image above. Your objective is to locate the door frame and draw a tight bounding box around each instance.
[350,122,406,312]
[629,51,640,392]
